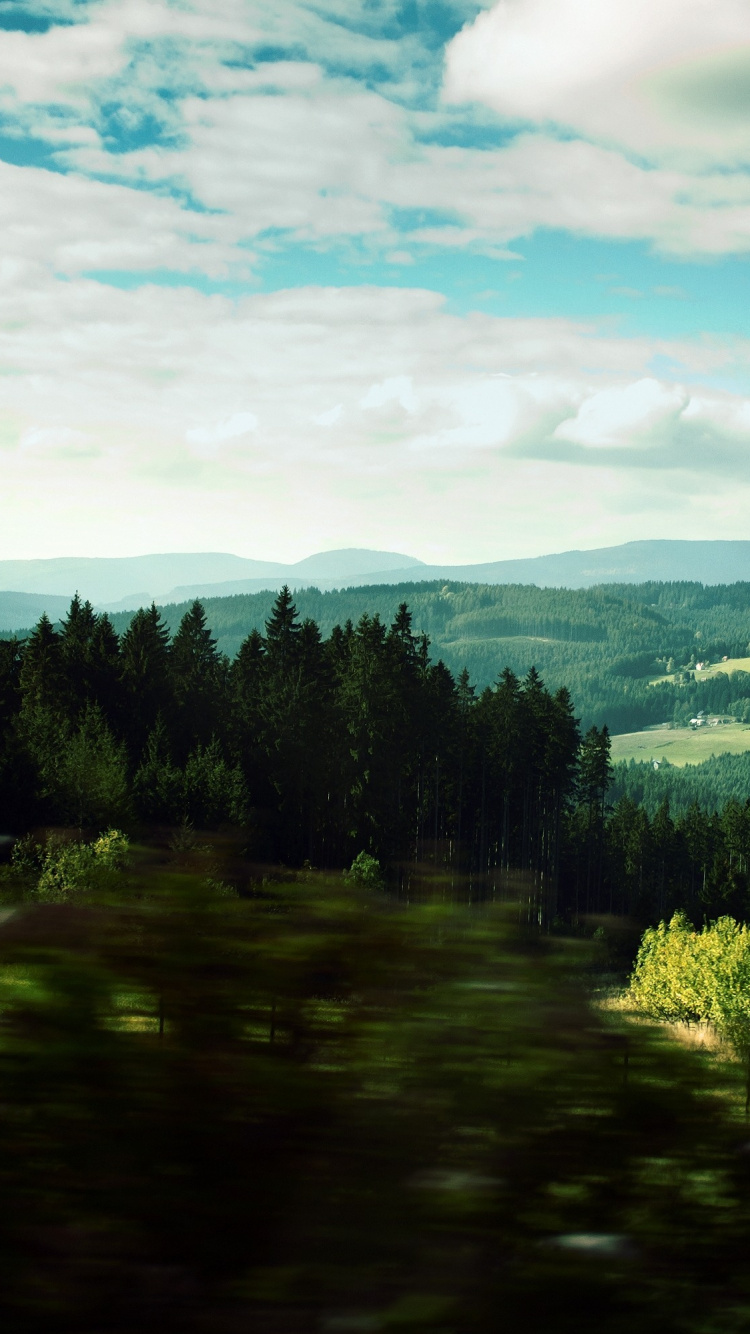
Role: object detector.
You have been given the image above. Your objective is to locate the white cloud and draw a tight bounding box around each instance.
[360,376,420,413]
[444,0,750,168]
[0,158,250,280]
[313,403,344,426]
[186,411,258,451]
[554,379,687,447]
[1,276,750,561]
[55,62,750,259]
[19,424,95,455]
[1,3,747,265]
[0,20,126,104]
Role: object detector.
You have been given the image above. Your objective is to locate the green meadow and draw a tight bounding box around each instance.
[610,720,750,766]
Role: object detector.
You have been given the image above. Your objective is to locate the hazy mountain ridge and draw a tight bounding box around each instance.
[0,548,423,626]
[5,540,750,631]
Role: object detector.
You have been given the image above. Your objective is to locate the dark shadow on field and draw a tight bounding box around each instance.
[0,855,748,1331]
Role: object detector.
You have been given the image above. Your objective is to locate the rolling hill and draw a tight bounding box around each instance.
[6,540,750,626]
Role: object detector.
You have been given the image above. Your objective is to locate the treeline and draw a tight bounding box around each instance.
[0,589,604,917]
[8,577,750,734]
[100,578,750,733]
[589,795,750,924]
[611,752,750,818]
[6,588,750,925]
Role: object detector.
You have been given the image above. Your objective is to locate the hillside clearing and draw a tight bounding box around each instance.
[650,656,750,686]
[695,656,750,679]
[610,721,750,766]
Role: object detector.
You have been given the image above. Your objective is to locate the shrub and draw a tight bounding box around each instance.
[346,850,384,890]
[23,829,130,903]
[630,912,750,1055]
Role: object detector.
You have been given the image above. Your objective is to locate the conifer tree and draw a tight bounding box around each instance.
[260,592,337,862]
[88,614,123,732]
[0,637,22,738]
[119,604,172,761]
[132,716,182,823]
[59,594,98,720]
[55,703,131,830]
[265,585,301,675]
[19,614,65,715]
[170,600,225,758]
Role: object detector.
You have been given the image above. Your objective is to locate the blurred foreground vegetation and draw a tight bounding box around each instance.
[1,843,750,1330]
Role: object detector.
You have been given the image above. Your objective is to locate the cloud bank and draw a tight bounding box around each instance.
[0,0,748,563]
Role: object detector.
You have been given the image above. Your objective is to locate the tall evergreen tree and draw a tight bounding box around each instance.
[259,591,337,862]
[265,586,301,675]
[59,594,98,721]
[119,604,172,761]
[0,637,23,739]
[170,600,225,758]
[19,614,65,715]
[88,614,123,732]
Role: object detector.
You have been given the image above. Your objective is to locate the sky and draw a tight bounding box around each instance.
[3,0,750,563]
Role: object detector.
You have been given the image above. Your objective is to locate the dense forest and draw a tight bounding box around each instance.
[3,587,750,927]
[101,577,750,736]
[7,577,750,737]
[5,589,750,1329]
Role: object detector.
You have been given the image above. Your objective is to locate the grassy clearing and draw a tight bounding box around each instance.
[696,655,750,679]
[443,634,559,647]
[610,721,750,766]
[650,656,750,687]
[598,990,745,1120]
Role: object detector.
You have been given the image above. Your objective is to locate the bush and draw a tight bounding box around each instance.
[630,911,750,1054]
[346,850,384,889]
[12,828,130,902]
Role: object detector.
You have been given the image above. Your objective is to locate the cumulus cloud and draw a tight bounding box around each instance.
[313,403,344,426]
[185,412,258,453]
[444,0,750,168]
[2,2,750,563]
[361,377,420,413]
[0,20,126,104]
[0,158,249,280]
[1,273,750,559]
[0,0,749,265]
[554,379,688,447]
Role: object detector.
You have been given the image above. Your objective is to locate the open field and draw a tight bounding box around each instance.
[650,656,750,687]
[695,656,750,679]
[610,720,750,766]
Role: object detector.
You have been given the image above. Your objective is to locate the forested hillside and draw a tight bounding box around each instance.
[5,587,750,926]
[89,577,750,735]
[8,578,750,735]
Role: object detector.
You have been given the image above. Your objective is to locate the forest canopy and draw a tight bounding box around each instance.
[3,587,750,927]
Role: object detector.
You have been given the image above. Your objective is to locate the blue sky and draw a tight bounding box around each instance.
[2,0,750,562]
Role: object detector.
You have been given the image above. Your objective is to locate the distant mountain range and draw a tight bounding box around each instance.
[3,539,750,632]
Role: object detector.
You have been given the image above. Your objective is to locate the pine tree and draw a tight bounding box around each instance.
[19,614,65,715]
[132,717,182,824]
[576,724,613,912]
[265,586,301,675]
[89,614,123,732]
[262,598,337,863]
[181,738,249,829]
[55,703,131,830]
[170,601,225,758]
[60,594,98,721]
[120,604,172,761]
[0,637,23,739]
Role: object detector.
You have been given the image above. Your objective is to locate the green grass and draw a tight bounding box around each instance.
[610,721,750,766]
[695,655,750,679]
[650,656,750,687]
